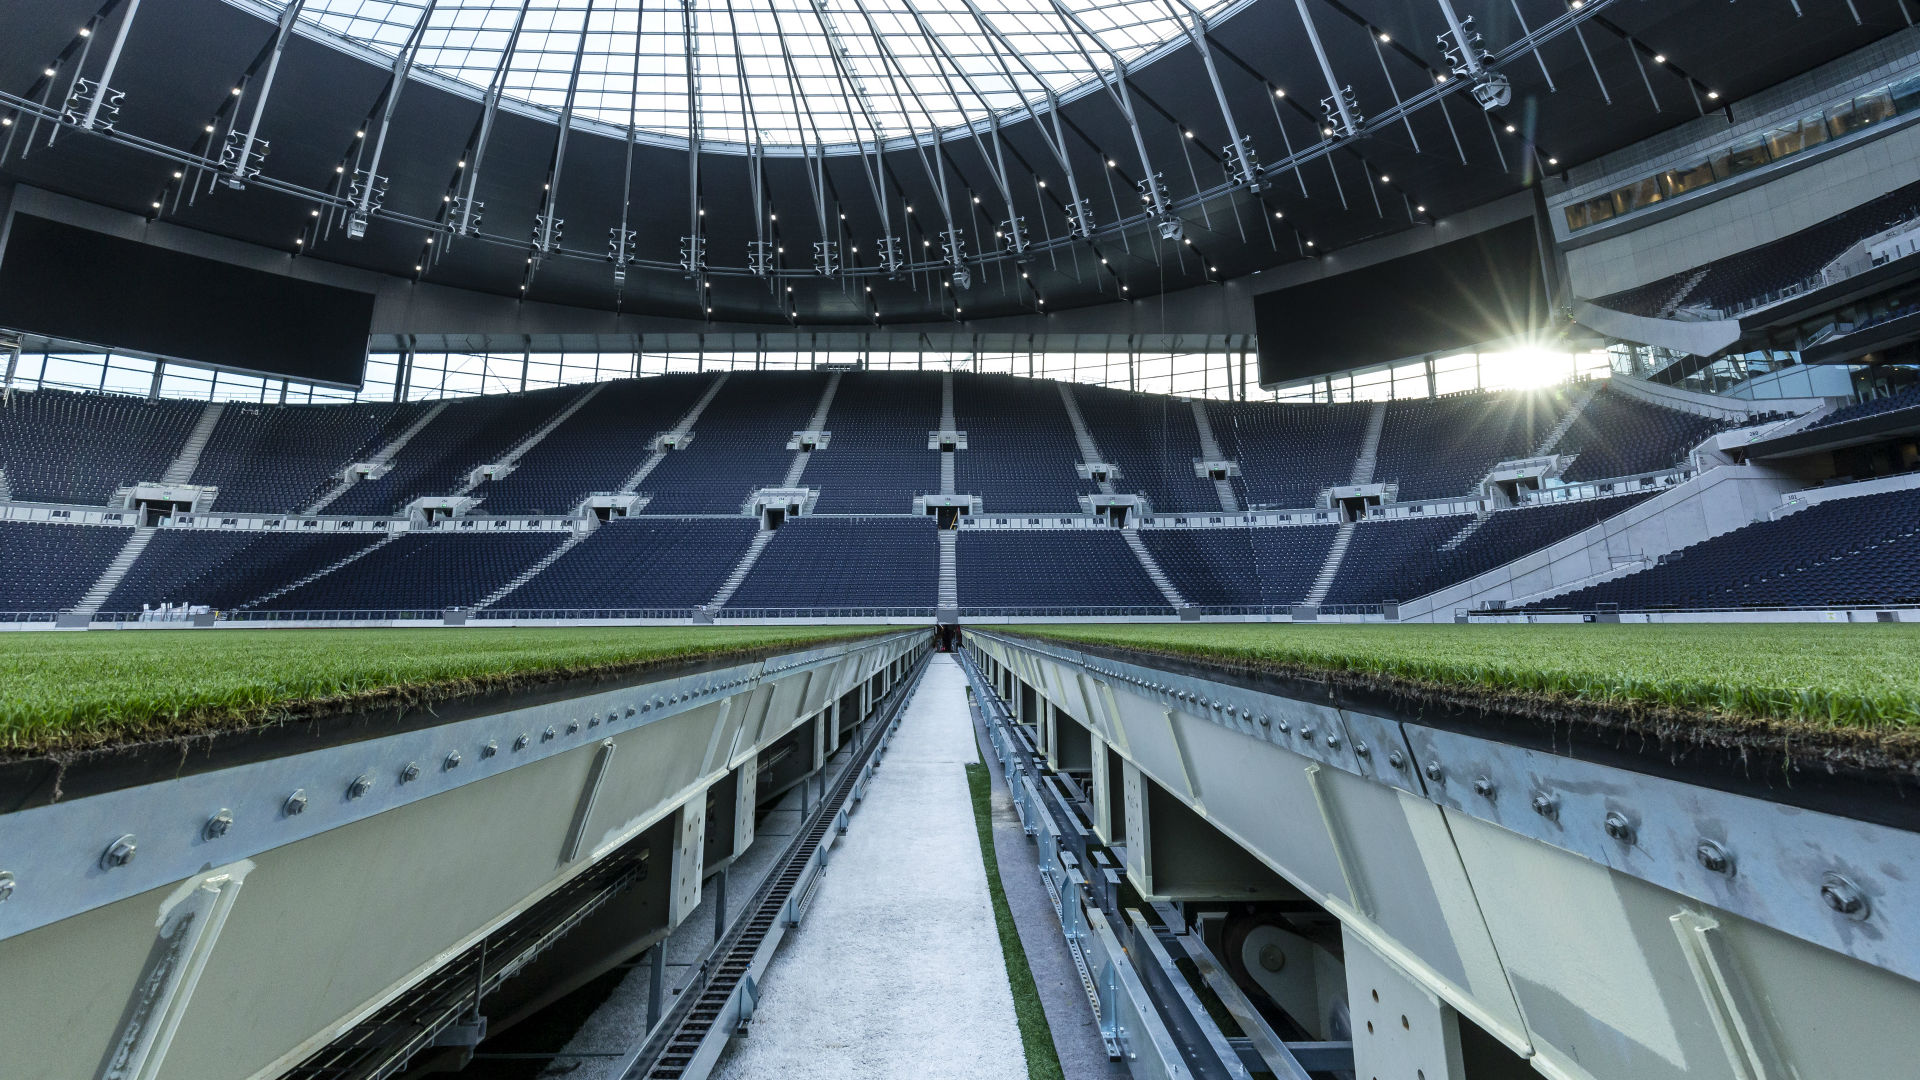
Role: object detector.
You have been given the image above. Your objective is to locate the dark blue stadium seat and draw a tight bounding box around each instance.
[471,375,713,515]
[804,374,943,514]
[194,400,426,513]
[328,388,581,515]
[642,372,826,514]
[1075,385,1223,512]
[103,528,387,611]
[952,374,1096,513]
[0,388,204,504]
[728,517,936,610]
[255,531,565,611]
[1531,487,1920,610]
[1374,391,1555,502]
[1140,524,1339,606]
[493,517,759,611]
[0,521,131,611]
[1810,383,1920,429]
[1557,387,1722,481]
[1206,399,1370,509]
[956,529,1165,611]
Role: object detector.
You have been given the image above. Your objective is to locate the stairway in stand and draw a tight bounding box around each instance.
[707,530,777,611]
[1303,521,1357,607]
[69,527,157,618]
[937,530,958,610]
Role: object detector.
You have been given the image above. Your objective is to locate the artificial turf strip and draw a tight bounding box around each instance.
[0,625,892,753]
[966,760,1068,1080]
[988,623,1920,732]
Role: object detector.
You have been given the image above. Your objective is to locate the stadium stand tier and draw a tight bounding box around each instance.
[492,517,758,611]
[192,401,425,513]
[0,521,132,612]
[1529,487,1920,611]
[1207,399,1371,509]
[952,373,1098,512]
[470,374,712,515]
[326,389,578,515]
[1556,385,1725,481]
[728,517,938,611]
[1809,383,1920,429]
[1075,385,1226,511]
[1141,524,1341,606]
[957,529,1165,611]
[640,372,827,513]
[255,532,566,611]
[803,373,943,513]
[1593,177,1920,317]
[0,388,204,504]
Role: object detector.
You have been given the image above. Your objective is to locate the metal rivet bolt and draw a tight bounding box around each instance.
[400,761,421,783]
[1277,720,1291,734]
[283,789,309,816]
[589,714,601,727]
[0,870,14,903]
[1354,741,1371,758]
[1472,776,1495,799]
[1530,792,1557,819]
[1821,873,1869,919]
[625,706,636,717]
[1299,726,1315,741]
[567,720,581,735]
[348,774,373,799]
[1325,733,1341,750]
[481,740,498,759]
[1603,811,1634,843]
[1423,761,1445,783]
[204,809,235,841]
[445,751,462,770]
[101,835,138,870]
[542,726,558,742]
[1696,839,1734,876]
[1387,750,1406,770]
[514,734,530,751]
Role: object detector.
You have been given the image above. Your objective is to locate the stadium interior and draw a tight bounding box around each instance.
[2,0,1919,1079]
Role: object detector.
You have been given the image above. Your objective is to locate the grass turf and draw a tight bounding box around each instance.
[965,760,1067,1080]
[0,625,892,753]
[987,623,1920,732]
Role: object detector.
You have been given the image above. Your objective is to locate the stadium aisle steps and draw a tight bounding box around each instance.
[615,373,729,496]
[1121,530,1187,608]
[474,530,593,609]
[1304,521,1357,606]
[305,402,450,514]
[70,527,158,616]
[241,534,403,609]
[1188,400,1240,512]
[163,403,226,485]
[454,382,609,497]
[708,530,777,609]
[1352,403,1386,485]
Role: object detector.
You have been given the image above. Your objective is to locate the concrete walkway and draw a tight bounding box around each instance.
[708,654,1027,1080]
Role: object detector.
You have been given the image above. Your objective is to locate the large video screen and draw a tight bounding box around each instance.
[1255,218,1549,386]
[0,214,374,388]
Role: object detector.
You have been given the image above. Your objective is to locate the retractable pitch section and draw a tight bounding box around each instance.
[613,650,932,1080]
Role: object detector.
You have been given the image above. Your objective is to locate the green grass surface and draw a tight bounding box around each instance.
[990,623,1920,731]
[965,760,1066,1080]
[0,626,891,752]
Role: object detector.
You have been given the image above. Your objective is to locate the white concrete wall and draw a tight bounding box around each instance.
[1394,465,1805,620]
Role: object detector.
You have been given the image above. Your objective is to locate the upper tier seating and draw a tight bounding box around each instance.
[1206,399,1371,509]
[193,400,425,513]
[1594,176,1920,316]
[728,517,937,610]
[1374,391,1555,502]
[641,372,827,514]
[952,374,1097,513]
[956,529,1165,611]
[472,375,712,515]
[805,374,943,513]
[328,388,577,515]
[103,529,387,611]
[1324,492,1653,606]
[256,532,565,611]
[1075,385,1224,512]
[1556,386,1724,481]
[1141,524,1339,606]
[0,522,131,611]
[0,388,203,504]
[1810,383,1920,429]
[493,517,759,611]
[1530,487,1920,611]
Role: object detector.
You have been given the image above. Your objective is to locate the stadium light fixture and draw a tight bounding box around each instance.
[355,129,365,138]
[1275,88,1285,97]
[1652,54,1665,64]
[44,68,55,78]
[205,124,215,132]
[172,170,182,179]
[231,87,242,96]
[79,27,89,36]
[1708,90,1720,100]
[1505,124,1516,133]
[1378,32,1389,42]
[0,118,10,126]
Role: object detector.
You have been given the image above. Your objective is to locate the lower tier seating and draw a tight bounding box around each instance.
[1530,487,1920,611]
[494,518,759,611]
[728,517,937,611]
[0,522,131,612]
[1325,493,1654,606]
[1557,387,1723,481]
[257,532,565,611]
[1140,525,1340,606]
[103,529,387,612]
[956,530,1165,611]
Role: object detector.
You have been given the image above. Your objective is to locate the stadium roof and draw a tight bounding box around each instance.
[0,0,1902,325]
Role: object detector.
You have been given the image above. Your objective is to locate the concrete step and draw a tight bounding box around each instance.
[937,530,958,608]
[620,372,730,495]
[707,529,776,610]
[939,451,956,496]
[1121,530,1186,609]
[70,526,157,616]
[1536,383,1599,457]
[782,373,842,488]
[1350,403,1387,486]
[1437,511,1492,552]
[1304,521,1357,607]
[1189,400,1239,513]
[305,401,451,514]
[165,402,226,484]
[1057,384,1115,494]
[240,534,401,610]
[474,530,590,610]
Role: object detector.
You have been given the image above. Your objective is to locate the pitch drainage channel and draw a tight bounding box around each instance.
[611,650,931,1080]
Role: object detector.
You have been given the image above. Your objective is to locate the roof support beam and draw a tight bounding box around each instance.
[454,0,536,237]
[1291,0,1359,139]
[76,0,144,131]
[350,0,441,239]
[222,0,306,189]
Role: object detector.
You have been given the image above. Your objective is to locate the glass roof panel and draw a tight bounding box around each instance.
[269,0,1231,147]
